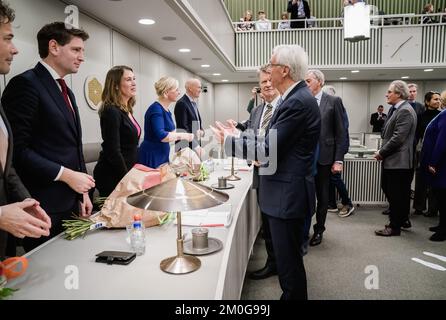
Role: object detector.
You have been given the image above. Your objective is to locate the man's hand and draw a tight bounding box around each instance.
[0,199,51,238]
[210,121,237,145]
[60,168,95,194]
[251,87,258,99]
[196,129,205,138]
[331,162,343,174]
[428,165,437,175]
[79,193,93,217]
[374,151,383,161]
[226,119,238,127]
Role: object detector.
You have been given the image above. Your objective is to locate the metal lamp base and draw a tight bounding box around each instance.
[225,174,241,181]
[160,255,201,274]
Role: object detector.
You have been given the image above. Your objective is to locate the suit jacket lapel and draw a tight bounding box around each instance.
[0,104,12,176]
[34,63,78,137]
[269,81,305,127]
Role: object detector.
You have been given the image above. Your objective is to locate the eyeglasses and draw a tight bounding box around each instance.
[267,62,287,69]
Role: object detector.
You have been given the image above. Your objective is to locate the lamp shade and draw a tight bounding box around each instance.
[344,2,370,42]
[126,177,229,212]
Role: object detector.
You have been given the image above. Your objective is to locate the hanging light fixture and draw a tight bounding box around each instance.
[344,1,370,42]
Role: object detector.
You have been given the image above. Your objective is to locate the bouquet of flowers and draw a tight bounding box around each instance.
[0,257,28,299]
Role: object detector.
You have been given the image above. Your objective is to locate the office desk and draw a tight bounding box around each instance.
[8,169,261,300]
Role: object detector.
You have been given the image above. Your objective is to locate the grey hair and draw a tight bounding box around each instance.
[323,85,336,96]
[272,45,308,82]
[390,80,410,100]
[307,69,325,87]
[185,78,201,90]
[257,64,270,76]
[407,83,418,90]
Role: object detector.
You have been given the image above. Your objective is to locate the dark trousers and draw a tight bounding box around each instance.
[413,168,438,214]
[328,172,352,207]
[23,203,79,252]
[256,189,275,268]
[314,164,332,233]
[433,188,446,233]
[267,214,307,300]
[381,169,412,229]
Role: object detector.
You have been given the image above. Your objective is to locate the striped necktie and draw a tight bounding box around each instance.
[261,104,273,130]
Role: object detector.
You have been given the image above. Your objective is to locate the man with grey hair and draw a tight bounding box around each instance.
[305,69,348,246]
[174,78,204,155]
[212,44,321,300]
[375,80,417,236]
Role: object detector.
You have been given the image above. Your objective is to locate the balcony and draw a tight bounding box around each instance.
[234,14,446,69]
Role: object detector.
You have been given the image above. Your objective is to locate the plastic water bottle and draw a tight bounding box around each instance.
[130,214,146,256]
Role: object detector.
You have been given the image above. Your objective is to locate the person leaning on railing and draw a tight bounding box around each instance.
[237,9,254,31]
[277,12,291,30]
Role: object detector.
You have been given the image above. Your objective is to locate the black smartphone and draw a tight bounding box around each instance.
[95,251,136,265]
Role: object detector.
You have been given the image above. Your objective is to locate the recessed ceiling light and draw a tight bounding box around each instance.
[192,57,202,61]
[222,79,229,82]
[139,19,155,25]
[212,73,221,76]
[401,76,410,79]
[179,48,191,53]
[162,36,176,41]
[201,64,210,68]
[351,70,360,73]
[424,68,434,72]
[339,77,348,80]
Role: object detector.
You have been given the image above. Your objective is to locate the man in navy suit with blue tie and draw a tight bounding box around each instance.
[212,45,321,300]
[174,78,204,156]
[2,22,95,251]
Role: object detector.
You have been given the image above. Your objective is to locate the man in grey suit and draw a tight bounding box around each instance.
[375,80,417,236]
[230,65,281,280]
[305,69,347,246]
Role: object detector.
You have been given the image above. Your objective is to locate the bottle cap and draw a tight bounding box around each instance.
[133,214,142,221]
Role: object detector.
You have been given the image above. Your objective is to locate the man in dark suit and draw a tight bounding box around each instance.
[370,105,387,132]
[174,78,204,156]
[2,22,95,251]
[287,0,311,29]
[375,80,417,236]
[229,65,281,280]
[0,1,51,260]
[212,44,321,300]
[305,69,347,246]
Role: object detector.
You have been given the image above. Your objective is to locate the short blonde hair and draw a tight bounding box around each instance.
[155,76,179,97]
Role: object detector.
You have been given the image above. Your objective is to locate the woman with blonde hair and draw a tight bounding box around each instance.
[138,76,193,168]
[94,65,141,197]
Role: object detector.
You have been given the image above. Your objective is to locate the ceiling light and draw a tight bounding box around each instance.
[222,79,229,82]
[179,48,191,53]
[201,64,210,68]
[339,77,348,80]
[162,36,176,41]
[424,68,434,72]
[212,73,221,76]
[401,76,409,79]
[139,19,155,25]
[351,70,360,73]
[192,57,202,61]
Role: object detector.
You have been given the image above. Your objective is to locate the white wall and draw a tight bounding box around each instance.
[3,0,213,144]
[214,80,446,134]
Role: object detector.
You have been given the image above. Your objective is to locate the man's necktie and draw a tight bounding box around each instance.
[387,106,395,119]
[261,104,273,130]
[0,126,8,171]
[57,78,75,115]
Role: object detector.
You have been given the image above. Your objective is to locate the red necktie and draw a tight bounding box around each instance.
[56,78,75,115]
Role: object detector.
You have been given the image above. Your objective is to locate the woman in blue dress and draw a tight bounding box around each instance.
[138,76,193,168]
